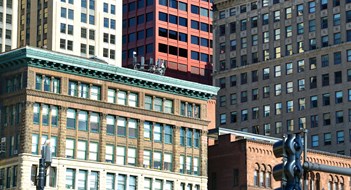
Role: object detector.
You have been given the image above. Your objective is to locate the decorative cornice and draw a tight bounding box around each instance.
[0,47,219,100]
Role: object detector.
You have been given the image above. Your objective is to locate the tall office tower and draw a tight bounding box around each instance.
[0,47,218,189]
[213,0,351,154]
[122,0,213,84]
[18,0,122,66]
[0,0,18,52]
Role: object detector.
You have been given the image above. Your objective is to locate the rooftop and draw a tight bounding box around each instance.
[0,46,219,100]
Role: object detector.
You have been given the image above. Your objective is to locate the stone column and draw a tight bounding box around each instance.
[26,70,35,90]
[57,107,67,158]
[20,102,33,154]
[99,113,107,162]
[200,130,208,176]
[173,126,181,172]
[137,120,144,167]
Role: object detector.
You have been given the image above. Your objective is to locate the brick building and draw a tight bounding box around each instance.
[213,0,351,154]
[208,131,351,190]
[0,47,218,189]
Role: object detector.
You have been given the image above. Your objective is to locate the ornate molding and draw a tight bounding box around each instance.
[0,47,219,100]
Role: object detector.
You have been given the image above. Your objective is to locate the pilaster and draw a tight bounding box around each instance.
[99,113,107,162]
[21,102,34,154]
[200,130,208,176]
[58,107,67,158]
[173,126,181,172]
[137,120,144,167]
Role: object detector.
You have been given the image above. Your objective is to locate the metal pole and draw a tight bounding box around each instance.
[304,162,351,176]
[303,129,308,190]
[37,157,45,190]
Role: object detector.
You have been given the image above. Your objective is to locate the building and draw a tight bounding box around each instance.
[121,0,213,84]
[208,131,351,190]
[213,0,351,154]
[0,0,18,52]
[18,0,122,65]
[0,47,218,189]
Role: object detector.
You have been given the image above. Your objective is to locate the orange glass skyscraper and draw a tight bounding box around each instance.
[122,0,213,84]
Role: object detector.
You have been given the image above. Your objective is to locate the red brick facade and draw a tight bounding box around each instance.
[208,134,351,190]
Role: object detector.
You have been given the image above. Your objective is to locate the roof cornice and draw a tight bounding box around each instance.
[0,47,219,100]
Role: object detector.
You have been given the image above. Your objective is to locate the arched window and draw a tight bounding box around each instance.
[254,170,258,186]
[259,170,264,186]
[328,175,333,190]
[254,163,259,186]
[309,172,315,190]
[265,165,272,188]
[260,164,266,187]
[316,173,321,190]
[340,177,344,190]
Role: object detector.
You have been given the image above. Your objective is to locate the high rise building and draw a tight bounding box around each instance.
[0,47,218,189]
[0,0,18,52]
[122,0,213,84]
[18,0,122,65]
[213,0,351,154]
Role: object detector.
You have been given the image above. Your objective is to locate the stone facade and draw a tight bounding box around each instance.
[0,47,218,190]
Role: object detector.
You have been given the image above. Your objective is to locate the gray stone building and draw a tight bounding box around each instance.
[0,47,218,189]
[213,0,351,154]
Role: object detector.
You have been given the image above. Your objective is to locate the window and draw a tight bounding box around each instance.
[117,117,126,136]
[322,74,329,86]
[105,145,114,163]
[118,175,126,190]
[311,115,318,128]
[66,169,76,189]
[127,148,137,166]
[323,93,330,106]
[297,23,304,35]
[275,84,282,96]
[153,152,162,169]
[263,105,271,117]
[336,131,345,144]
[335,91,343,104]
[65,139,75,158]
[263,68,270,80]
[311,135,319,147]
[241,110,248,121]
[77,140,87,160]
[273,103,282,115]
[87,142,98,161]
[286,100,293,113]
[336,111,344,123]
[321,36,328,47]
[298,98,305,111]
[324,133,331,145]
[296,4,303,15]
[308,1,316,13]
[286,63,292,75]
[334,52,341,65]
[310,96,318,108]
[154,123,162,142]
[116,146,126,165]
[286,81,293,94]
[307,57,317,70]
[335,71,342,84]
[309,20,316,32]
[323,113,331,126]
[298,79,305,91]
[263,86,270,98]
[310,76,317,89]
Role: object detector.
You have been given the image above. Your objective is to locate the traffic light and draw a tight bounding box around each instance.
[273,134,303,190]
